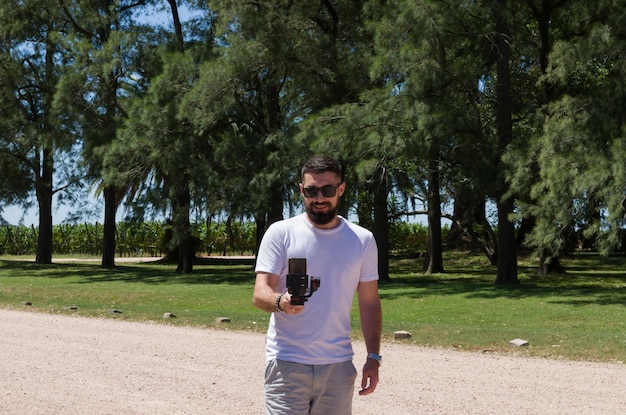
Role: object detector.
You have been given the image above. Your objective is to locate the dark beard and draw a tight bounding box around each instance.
[305,204,337,226]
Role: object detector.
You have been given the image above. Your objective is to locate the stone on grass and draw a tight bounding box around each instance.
[215,317,231,323]
[163,312,176,319]
[509,338,529,347]
[394,331,412,340]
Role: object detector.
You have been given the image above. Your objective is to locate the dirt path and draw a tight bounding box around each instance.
[1,309,625,414]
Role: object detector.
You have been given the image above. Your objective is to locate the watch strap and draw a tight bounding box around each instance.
[367,352,382,365]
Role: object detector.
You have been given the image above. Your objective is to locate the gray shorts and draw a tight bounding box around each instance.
[264,358,357,415]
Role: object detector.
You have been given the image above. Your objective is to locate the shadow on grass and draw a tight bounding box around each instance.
[0,260,255,286]
[3,253,625,306]
[382,257,626,307]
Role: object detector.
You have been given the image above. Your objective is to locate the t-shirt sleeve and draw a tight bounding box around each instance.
[360,233,379,282]
[255,223,286,276]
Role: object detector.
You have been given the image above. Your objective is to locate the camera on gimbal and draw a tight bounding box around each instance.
[287,258,320,305]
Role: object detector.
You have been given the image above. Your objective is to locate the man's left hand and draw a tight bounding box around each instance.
[358,359,380,396]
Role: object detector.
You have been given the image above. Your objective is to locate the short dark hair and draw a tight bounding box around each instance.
[301,156,343,182]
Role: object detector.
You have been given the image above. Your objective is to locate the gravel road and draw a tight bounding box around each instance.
[2,309,625,414]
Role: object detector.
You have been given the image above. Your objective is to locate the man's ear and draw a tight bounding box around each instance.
[338,182,346,197]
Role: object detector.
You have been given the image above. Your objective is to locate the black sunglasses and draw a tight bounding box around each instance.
[302,184,341,198]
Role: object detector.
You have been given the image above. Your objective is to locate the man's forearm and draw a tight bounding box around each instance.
[360,300,382,354]
[253,272,282,313]
[253,288,281,313]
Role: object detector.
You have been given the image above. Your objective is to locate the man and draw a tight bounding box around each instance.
[253,155,382,415]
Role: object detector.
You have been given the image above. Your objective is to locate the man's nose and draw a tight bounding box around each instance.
[314,191,327,201]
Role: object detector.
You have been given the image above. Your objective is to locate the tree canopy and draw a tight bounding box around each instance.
[0,0,624,278]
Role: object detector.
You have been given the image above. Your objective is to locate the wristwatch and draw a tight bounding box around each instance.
[367,352,382,366]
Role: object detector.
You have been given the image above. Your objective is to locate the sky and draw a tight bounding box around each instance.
[2,205,63,227]
[2,191,117,226]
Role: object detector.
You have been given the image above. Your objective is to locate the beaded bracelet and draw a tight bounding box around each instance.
[275,293,285,312]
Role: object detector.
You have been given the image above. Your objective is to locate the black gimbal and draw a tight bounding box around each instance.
[287,258,320,305]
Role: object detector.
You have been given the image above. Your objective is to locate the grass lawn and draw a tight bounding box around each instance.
[1,251,625,363]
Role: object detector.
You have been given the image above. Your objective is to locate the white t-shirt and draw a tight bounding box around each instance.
[255,213,379,365]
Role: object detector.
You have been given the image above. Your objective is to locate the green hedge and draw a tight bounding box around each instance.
[0,220,431,257]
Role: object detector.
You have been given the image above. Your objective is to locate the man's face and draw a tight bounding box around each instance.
[300,172,345,228]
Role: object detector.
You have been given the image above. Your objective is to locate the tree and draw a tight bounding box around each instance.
[366,0,495,274]
[522,0,626,258]
[501,0,576,275]
[492,0,520,285]
[499,0,626,274]
[186,0,291,247]
[56,0,156,267]
[187,1,376,253]
[254,2,398,280]
[0,0,80,263]
[98,1,217,273]
[0,52,32,219]
[112,49,212,273]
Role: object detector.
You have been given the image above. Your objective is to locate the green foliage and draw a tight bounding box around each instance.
[503,1,626,258]
[389,222,428,255]
[0,226,37,256]
[0,220,431,257]
[197,221,257,255]
[116,222,166,257]
[0,149,31,209]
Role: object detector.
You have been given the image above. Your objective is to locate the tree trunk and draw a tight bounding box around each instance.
[101,185,117,268]
[174,186,193,274]
[35,197,53,264]
[35,30,55,265]
[254,215,266,258]
[356,188,374,230]
[425,151,444,274]
[495,198,519,284]
[446,183,497,265]
[538,250,566,276]
[493,0,519,285]
[253,193,283,270]
[373,167,390,281]
[265,77,285,227]
[516,216,535,252]
[35,147,53,264]
[167,0,184,53]
[101,54,120,269]
[267,189,284,226]
[177,233,194,274]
